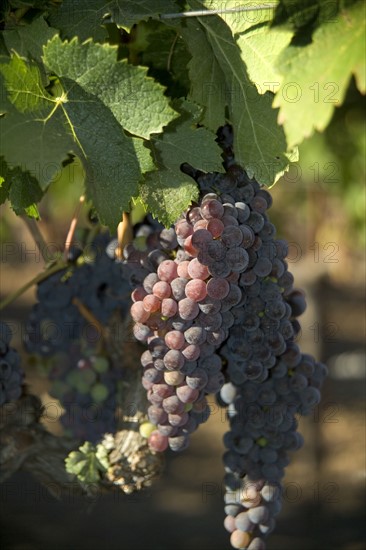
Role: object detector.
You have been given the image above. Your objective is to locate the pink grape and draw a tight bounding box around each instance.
[181,344,201,361]
[161,298,178,318]
[164,330,185,350]
[131,286,147,302]
[193,219,208,231]
[176,385,199,403]
[185,279,207,302]
[131,301,150,323]
[184,235,198,256]
[142,294,161,313]
[148,431,169,452]
[152,383,174,399]
[157,260,178,282]
[187,258,210,280]
[152,281,171,299]
[177,260,191,278]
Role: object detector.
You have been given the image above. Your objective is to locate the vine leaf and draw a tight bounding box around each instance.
[65,442,109,484]
[0,55,141,229]
[48,0,179,41]
[236,24,293,95]
[273,1,366,148]
[0,53,53,113]
[0,159,43,218]
[180,19,226,131]
[139,170,199,228]
[139,101,223,226]
[43,36,178,139]
[60,78,141,230]
[0,56,74,189]
[48,0,111,42]
[186,1,295,185]
[197,0,273,34]
[272,0,340,34]
[111,0,180,29]
[2,16,58,62]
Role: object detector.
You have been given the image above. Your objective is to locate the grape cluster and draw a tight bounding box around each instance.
[25,234,131,356]
[48,344,120,443]
[25,234,130,443]
[129,190,267,452]
[179,125,327,549]
[0,322,24,405]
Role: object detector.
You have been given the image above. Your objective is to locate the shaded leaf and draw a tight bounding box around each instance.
[3,16,58,61]
[61,78,140,229]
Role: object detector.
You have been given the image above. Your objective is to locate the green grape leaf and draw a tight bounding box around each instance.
[43,36,178,139]
[3,16,58,61]
[48,0,179,41]
[273,1,366,148]
[199,0,274,35]
[139,100,223,226]
[48,0,111,42]
[150,100,223,174]
[111,0,179,28]
[272,0,340,33]
[0,53,53,113]
[180,19,226,131]
[132,138,155,174]
[236,24,293,94]
[139,169,199,228]
[138,20,191,99]
[0,54,140,228]
[0,56,74,189]
[0,158,43,218]
[60,78,140,229]
[187,3,294,185]
[65,442,109,484]
[8,168,43,218]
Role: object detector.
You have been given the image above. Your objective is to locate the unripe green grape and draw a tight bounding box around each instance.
[91,356,109,374]
[90,382,109,403]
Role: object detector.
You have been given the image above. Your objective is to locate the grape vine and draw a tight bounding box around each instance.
[0,1,364,549]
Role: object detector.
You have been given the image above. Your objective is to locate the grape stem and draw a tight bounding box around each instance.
[72,297,106,339]
[0,260,67,310]
[21,216,49,263]
[159,5,275,19]
[116,212,133,260]
[63,195,85,261]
